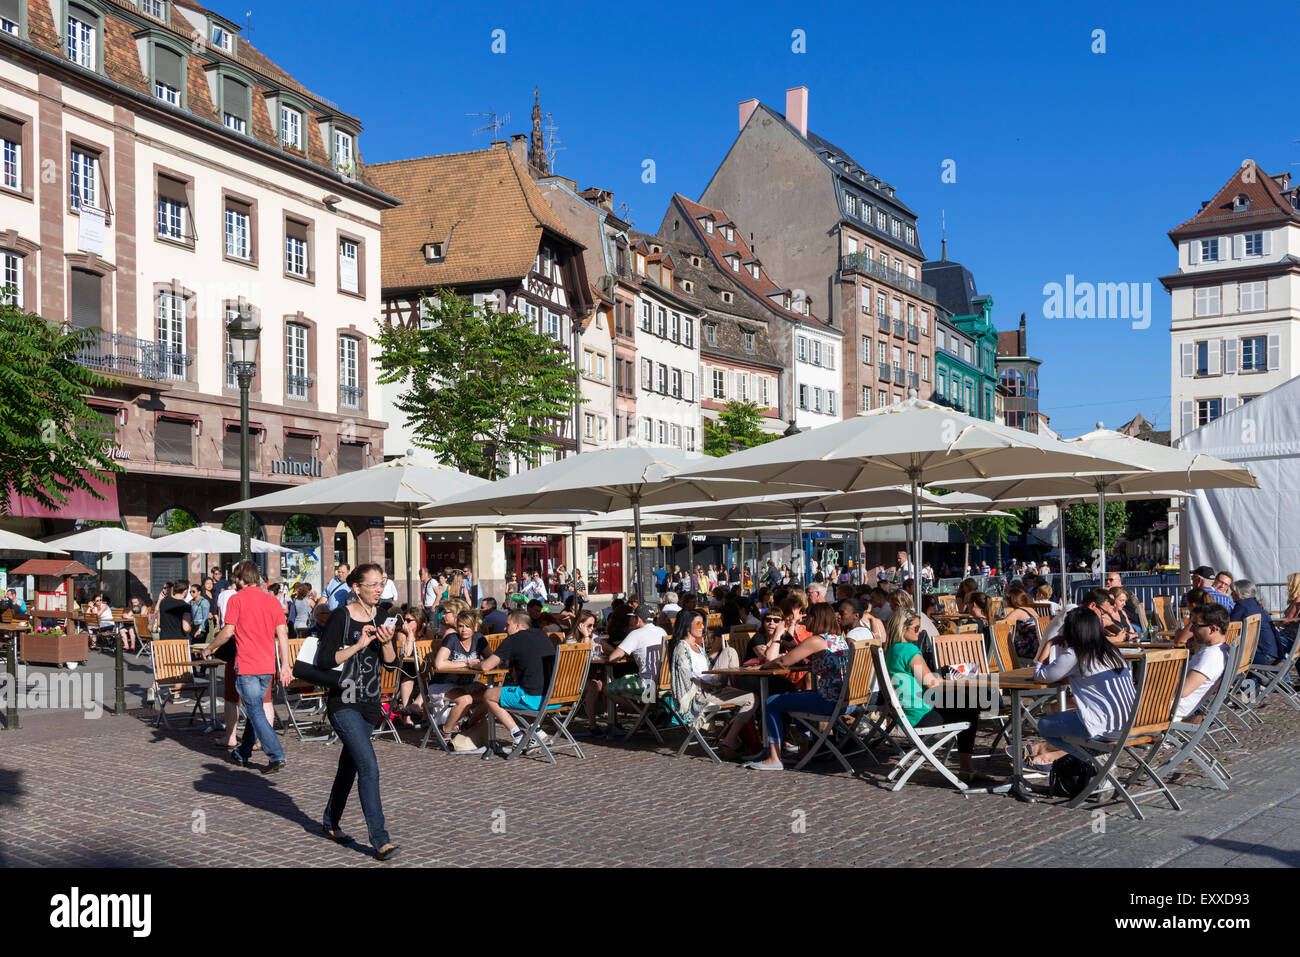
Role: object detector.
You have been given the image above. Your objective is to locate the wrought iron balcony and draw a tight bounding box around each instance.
[877,316,890,334]
[285,373,316,400]
[893,365,905,383]
[907,324,920,343]
[878,362,891,382]
[70,330,192,383]
[908,372,920,389]
[893,319,906,337]
[339,384,365,409]
[840,252,937,301]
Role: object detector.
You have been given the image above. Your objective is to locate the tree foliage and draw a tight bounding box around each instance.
[0,302,120,513]
[1064,501,1129,554]
[703,401,777,457]
[374,291,583,479]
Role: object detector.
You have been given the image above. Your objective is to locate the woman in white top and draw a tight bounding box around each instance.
[1028,608,1136,769]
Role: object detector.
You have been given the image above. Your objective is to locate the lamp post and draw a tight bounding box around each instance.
[226,304,262,562]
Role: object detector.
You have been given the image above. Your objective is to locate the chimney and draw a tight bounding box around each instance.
[785,86,808,138]
[509,133,528,167]
[739,98,759,131]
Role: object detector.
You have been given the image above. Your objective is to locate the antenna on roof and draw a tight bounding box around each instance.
[467,111,511,138]
[543,113,565,171]
[244,10,254,40]
[616,203,633,225]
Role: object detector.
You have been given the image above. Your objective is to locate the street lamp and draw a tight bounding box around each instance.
[226,304,261,562]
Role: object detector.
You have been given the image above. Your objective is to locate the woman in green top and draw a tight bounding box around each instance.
[883,611,993,785]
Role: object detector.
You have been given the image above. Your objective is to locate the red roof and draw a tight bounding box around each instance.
[672,194,835,329]
[9,560,96,578]
[1170,161,1299,236]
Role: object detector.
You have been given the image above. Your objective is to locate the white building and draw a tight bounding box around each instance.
[632,241,703,451]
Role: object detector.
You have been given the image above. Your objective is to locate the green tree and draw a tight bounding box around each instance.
[374,291,583,479]
[703,401,777,456]
[942,512,1023,574]
[0,302,120,513]
[1064,501,1128,558]
[162,507,198,534]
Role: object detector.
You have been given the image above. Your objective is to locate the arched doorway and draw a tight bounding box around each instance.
[149,507,199,599]
[281,513,322,594]
[220,512,269,580]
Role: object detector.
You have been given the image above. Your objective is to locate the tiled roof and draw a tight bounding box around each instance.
[671,194,838,332]
[16,0,372,184]
[648,234,783,370]
[1171,161,1300,235]
[369,147,584,292]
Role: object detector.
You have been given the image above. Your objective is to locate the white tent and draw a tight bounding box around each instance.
[1180,376,1300,611]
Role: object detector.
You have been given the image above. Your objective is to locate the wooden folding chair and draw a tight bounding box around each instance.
[1153,596,1177,632]
[609,639,671,743]
[1060,648,1188,820]
[504,642,591,764]
[727,628,755,663]
[484,632,507,653]
[1032,602,1054,617]
[988,597,1005,620]
[1134,603,1149,631]
[988,621,1018,672]
[1150,639,1241,791]
[371,660,402,743]
[149,638,210,729]
[938,595,958,615]
[873,644,970,792]
[276,637,332,743]
[1222,614,1264,727]
[1246,619,1300,713]
[934,631,989,673]
[789,639,881,772]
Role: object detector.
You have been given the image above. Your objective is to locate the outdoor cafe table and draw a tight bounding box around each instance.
[431,664,508,758]
[588,654,640,735]
[187,655,224,733]
[939,667,1066,802]
[704,665,792,748]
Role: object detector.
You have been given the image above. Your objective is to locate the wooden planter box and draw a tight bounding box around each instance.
[22,631,89,665]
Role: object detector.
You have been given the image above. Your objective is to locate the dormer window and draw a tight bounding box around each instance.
[636,253,645,275]
[729,256,739,273]
[333,129,354,171]
[701,218,714,235]
[750,264,760,280]
[138,0,165,16]
[219,74,250,133]
[681,279,693,293]
[721,291,733,304]
[783,295,791,309]
[690,256,701,267]
[724,226,733,242]
[1233,193,1250,211]
[423,242,444,263]
[152,44,184,107]
[211,23,235,54]
[280,104,303,150]
[66,5,99,70]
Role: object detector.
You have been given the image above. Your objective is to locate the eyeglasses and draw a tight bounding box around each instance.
[403,617,415,623]
[359,581,384,589]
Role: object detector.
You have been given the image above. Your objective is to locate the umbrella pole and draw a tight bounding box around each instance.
[793,504,804,587]
[1096,480,1107,581]
[632,492,644,604]
[570,522,579,601]
[853,513,863,586]
[909,467,922,612]
[687,524,695,580]
[1056,499,1067,606]
[405,508,415,611]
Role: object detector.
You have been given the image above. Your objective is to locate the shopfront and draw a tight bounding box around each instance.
[585,537,623,595]
[504,533,565,587]
[422,533,472,573]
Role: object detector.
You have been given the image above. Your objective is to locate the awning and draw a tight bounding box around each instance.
[6,472,120,522]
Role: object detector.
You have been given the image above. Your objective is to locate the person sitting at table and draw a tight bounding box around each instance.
[1173,604,1233,721]
[744,603,853,772]
[1034,584,1061,616]
[1003,586,1043,661]
[1025,607,1137,771]
[668,609,756,760]
[157,581,193,641]
[1077,588,1131,645]
[1230,579,1283,664]
[427,610,492,739]
[525,598,545,626]
[604,604,668,703]
[881,610,991,784]
[837,596,885,643]
[661,590,682,618]
[1107,585,1141,637]
[462,610,556,748]
[394,608,431,724]
[86,593,117,650]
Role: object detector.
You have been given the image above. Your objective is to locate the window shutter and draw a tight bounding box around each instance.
[684,371,694,401]
[1179,342,1193,377]
[1206,339,1221,376]
[641,357,650,389]
[1224,337,1238,374]
[155,45,182,89]
[1188,241,1200,265]
[1219,237,1229,260]
[1262,231,1272,256]
[69,269,100,328]
[1180,401,1194,435]
[1268,333,1281,371]
[1223,396,1239,414]
[1232,234,1245,259]
[222,76,249,124]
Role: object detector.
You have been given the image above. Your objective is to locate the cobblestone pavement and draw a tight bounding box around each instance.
[2,657,1299,867]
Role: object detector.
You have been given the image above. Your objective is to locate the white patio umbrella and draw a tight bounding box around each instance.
[44,527,162,595]
[941,426,1257,580]
[151,525,298,555]
[422,446,817,602]
[218,455,492,608]
[676,397,1142,609]
[0,529,67,554]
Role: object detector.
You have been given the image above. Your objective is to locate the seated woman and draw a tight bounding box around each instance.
[1026,607,1137,771]
[744,603,852,771]
[669,609,757,760]
[429,610,491,738]
[88,593,118,650]
[1003,585,1043,662]
[883,610,992,785]
[1034,583,1061,616]
[395,609,432,724]
[1108,585,1140,639]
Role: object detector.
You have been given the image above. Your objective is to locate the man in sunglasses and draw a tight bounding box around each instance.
[1080,588,1133,644]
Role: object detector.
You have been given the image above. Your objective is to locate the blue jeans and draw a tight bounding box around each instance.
[235,674,284,763]
[1036,709,1095,764]
[764,690,836,744]
[325,707,389,847]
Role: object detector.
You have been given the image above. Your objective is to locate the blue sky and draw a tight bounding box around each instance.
[246,0,1296,437]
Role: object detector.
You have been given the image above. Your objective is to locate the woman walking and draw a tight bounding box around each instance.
[304,563,401,860]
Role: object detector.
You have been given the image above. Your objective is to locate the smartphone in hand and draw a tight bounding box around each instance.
[382,616,399,632]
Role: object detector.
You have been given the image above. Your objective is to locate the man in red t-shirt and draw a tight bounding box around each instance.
[204,561,292,773]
